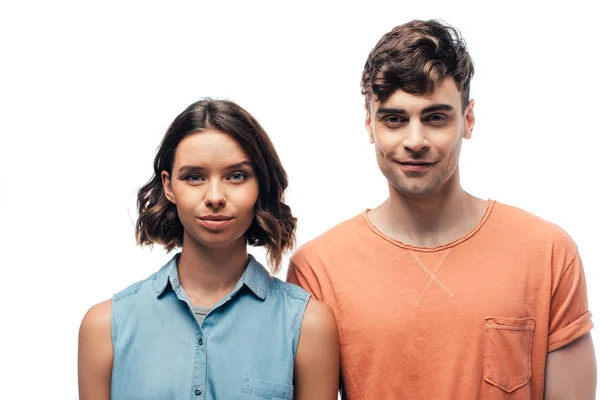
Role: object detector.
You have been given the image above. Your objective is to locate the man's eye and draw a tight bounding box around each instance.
[381,115,406,127]
[427,114,447,123]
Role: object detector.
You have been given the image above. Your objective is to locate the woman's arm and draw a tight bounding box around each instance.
[78,299,113,400]
[294,298,340,400]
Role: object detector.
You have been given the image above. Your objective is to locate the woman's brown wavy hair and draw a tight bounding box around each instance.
[361,19,474,111]
[136,99,296,272]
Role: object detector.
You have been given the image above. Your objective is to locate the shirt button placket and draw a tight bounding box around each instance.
[192,328,207,399]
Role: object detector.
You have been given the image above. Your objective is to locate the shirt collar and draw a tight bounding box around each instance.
[154,253,179,296]
[242,254,271,300]
[154,253,270,300]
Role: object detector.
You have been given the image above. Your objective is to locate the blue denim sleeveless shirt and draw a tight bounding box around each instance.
[111,254,310,400]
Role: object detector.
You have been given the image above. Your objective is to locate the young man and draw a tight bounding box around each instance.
[287,20,596,399]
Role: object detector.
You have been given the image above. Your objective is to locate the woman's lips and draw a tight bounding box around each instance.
[197,216,234,230]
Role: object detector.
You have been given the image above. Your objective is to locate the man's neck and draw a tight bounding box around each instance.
[369,179,488,248]
[177,234,249,307]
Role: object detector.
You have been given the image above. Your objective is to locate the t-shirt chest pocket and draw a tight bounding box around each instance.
[483,317,535,393]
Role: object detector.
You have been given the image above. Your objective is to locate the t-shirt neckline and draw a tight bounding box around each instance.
[361,199,496,252]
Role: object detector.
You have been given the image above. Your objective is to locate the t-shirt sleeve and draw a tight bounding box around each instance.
[286,255,323,301]
[547,251,593,352]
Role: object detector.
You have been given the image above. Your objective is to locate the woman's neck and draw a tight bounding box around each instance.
[177,233,249,307]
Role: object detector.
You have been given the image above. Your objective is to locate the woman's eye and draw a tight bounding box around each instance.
[229,172,247,181]
[185,174,203,182]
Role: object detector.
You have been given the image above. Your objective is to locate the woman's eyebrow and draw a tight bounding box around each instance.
[178,161,253,174]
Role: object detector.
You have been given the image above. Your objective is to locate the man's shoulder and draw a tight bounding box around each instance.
[291,213,366,265]
[492,201,577,252]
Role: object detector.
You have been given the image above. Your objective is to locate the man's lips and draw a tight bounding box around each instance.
[397,160,436,165]
[396,160,437,172]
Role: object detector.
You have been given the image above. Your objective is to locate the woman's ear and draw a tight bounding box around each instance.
[161,171,176,204]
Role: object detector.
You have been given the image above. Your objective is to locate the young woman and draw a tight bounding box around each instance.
[78,99,339,399]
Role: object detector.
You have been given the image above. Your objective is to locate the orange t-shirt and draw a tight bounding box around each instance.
[287,201,593,399]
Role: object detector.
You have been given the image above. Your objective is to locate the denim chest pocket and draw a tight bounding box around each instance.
[483,317,535,393]
[240,378,294,399]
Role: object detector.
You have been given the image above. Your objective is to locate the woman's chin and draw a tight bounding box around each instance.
[189,231,247,250]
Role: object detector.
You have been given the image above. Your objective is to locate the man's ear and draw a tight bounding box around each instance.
[463,99,475,139]
[161,171,176,204]
[365,102,375,144]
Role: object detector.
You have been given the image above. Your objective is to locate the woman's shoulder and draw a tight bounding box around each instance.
[79,298,113,356]
[113,257,176,302]
[80,298,112,334]
[269,276,311,302]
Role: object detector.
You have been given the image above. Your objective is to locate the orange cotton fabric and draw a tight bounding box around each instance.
[288,201,593,399]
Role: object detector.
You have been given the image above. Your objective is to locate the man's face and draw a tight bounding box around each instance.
[365,78,475,199]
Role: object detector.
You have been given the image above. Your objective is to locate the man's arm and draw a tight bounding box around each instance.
[545,333,597,400]
[545,245,595,399]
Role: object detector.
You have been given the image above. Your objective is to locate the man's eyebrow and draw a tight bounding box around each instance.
[375,104,454,116]
[376,107,406,115]
[421,104,454,114]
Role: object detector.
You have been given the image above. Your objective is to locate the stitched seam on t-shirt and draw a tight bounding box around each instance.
[413,249,453,307]
[410,251,454,296]
[485,324,533,331]
[361,201,495,253]
[548,313,592,352]
[552,251,579,298]
[289,261,322,299]
[410,250,454,303]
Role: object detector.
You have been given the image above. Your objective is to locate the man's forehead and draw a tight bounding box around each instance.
[373,78,461,111]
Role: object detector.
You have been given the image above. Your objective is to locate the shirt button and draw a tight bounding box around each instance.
[198,337,203,346]
[194,388,202,396]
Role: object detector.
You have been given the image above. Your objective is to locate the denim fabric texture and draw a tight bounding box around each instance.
[111,253,310,400]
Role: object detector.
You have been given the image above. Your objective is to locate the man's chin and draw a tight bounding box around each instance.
[391,182,439,199]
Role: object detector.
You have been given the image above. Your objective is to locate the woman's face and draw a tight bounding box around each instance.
[162,129,259,250]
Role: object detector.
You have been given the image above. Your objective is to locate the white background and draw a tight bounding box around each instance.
[1,0,598,397]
